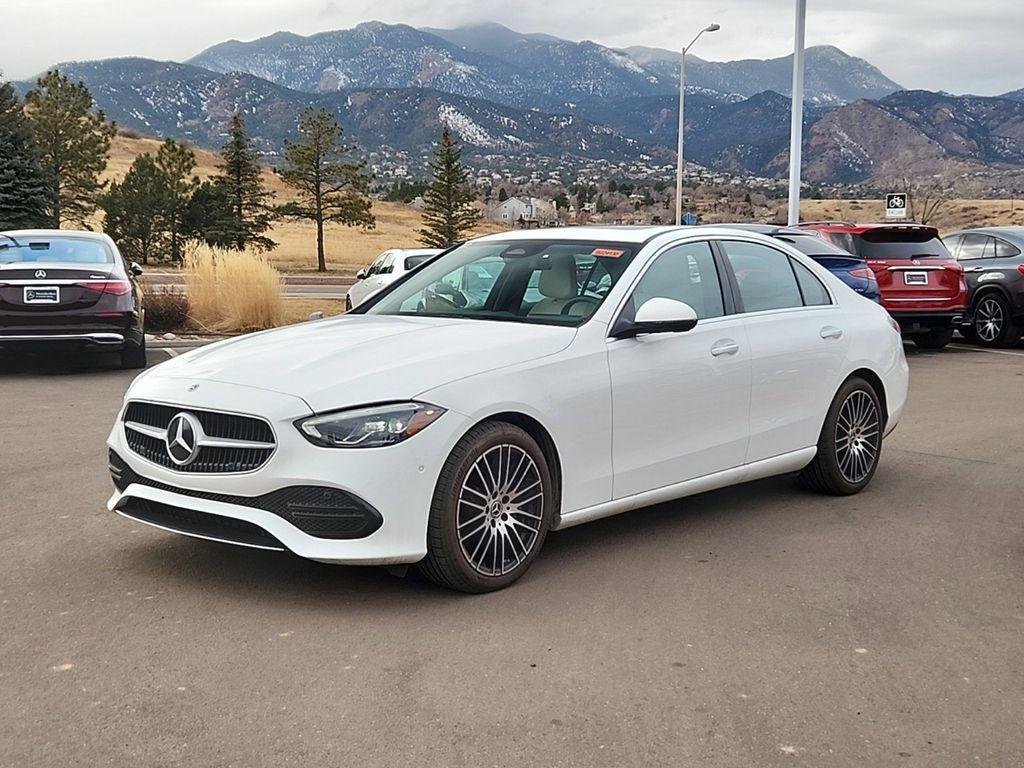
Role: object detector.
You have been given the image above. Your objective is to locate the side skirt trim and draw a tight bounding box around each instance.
[554,447,817,530]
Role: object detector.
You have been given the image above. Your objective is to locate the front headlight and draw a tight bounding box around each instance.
[296,402,446,448]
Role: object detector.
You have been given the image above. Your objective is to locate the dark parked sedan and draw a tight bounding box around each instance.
[0,230,146,368]
[942,227,1024,347]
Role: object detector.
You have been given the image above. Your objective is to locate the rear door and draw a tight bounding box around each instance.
[852,228,964,309]
[719,239,849,461]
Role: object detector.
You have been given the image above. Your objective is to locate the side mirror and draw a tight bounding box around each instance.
[356,268,368,280]
[130,262,143,276]
[614,298,698,338]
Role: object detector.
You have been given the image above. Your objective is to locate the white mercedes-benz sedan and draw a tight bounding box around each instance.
[107,226,909,592]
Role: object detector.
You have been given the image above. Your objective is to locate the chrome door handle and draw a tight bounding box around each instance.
[820,326,844,340]
[710,339,740,357]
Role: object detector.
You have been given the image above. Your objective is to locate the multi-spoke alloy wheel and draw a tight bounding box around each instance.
[976,297,1003,343]
[420,422,553,592]
[800,376,883,495]
[834,390,880,484]
[457,445,544,577]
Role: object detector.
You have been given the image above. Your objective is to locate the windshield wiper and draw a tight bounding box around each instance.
[0,234,23,247]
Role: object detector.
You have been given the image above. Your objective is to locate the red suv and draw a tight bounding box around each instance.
[796,222,967,349]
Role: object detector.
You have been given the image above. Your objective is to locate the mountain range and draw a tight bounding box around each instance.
[13,21,1024,188]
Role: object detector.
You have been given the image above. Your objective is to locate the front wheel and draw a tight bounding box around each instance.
[973,294,1021,348]
[799,377,883,495]
[419,422,553,593]
[912,327,955,350]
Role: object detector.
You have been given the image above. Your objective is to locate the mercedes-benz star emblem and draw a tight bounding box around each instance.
[34,269,46,279]
[165,412,203,466]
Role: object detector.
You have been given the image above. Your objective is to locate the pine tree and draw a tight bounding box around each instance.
[418,127,481,248]
[183,181,236,250]
[155,139,199,263]
[24,69,115,227]
[278,108,374,272]
[100,154,170,264]
[215,113,275,252]
[0,80,49,230]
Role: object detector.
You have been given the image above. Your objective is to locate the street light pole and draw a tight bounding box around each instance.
[787,0,807,225]
[676,23,720,226]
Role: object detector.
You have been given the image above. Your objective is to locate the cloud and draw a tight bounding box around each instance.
[2,0,1022,95]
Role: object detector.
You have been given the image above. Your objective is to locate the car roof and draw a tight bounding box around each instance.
[797,222,939,235]
[945,226,1024,239]
[1,229,113,241]
[469,224,824,245]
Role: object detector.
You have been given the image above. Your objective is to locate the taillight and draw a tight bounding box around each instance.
[76,281,132,295]
[1018,265,1024,276]
[848,267,874,280]
[888,315,901,334]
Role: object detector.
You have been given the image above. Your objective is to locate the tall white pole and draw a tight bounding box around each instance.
[787,0,807,226]
[675,51,686,226]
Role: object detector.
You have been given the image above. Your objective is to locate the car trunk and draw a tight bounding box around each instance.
[0,263,122,313]
[845,227,963,302]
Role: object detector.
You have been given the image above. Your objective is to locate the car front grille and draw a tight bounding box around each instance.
[109,450,383,540]
[122,401,275,473]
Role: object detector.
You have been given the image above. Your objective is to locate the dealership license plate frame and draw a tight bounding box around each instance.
[903,272,928,286]
[24,286,60,304]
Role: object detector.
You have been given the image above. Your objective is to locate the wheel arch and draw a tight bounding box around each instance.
[848,367,888,430]
[471,411,563,518]
[971,282,1013,309]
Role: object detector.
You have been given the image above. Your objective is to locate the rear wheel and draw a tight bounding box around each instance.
[973,294,1021,348]
[912,327,955,350]
[120,336,147,369]
[419,422,553,593]
[799,377,883,495]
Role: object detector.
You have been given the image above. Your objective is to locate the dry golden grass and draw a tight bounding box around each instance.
[103,134,502,274]
[183,249,284,332]
[799,198,1024,233]
[280,298,347,325]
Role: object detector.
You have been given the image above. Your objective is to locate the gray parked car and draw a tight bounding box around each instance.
[942,227,1024,347]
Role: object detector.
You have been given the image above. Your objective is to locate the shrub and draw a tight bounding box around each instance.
[144,290,190,333]
[184,248,283,332]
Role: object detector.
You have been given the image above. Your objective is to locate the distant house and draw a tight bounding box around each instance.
[488,196,558,228]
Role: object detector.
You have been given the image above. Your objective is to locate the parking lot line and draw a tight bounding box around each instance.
[948,344,1024,357]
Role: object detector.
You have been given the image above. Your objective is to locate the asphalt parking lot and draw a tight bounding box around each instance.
[1,343,1022,767]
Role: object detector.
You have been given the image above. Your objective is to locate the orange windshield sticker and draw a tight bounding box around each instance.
[591,248,625,258]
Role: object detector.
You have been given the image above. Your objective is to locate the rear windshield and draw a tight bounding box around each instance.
[774,235,856,257]
[0,237,113,264]
[404,254,434,271]
[844,230,950,260]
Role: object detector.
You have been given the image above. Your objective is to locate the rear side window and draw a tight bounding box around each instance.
[777,234,853,257]
[404,254,432,271]
[723,241,803,312]
[852,229,951,259]
[631,241,724,320]
[791,260,831,306]
[994,238,1022,259]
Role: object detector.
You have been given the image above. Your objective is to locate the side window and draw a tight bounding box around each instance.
[791,259,831,306]
[994,238,1022,259]
[958,234,993,260]
[722,241,803,312]
[378,253,395,275]
[631,240,724,319]
[943,235,963,259]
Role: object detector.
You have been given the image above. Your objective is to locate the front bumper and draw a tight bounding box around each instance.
[106,377,471,565]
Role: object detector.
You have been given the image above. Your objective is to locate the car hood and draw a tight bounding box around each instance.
[142,314,577,412]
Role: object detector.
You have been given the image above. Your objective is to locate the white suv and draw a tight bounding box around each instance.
[346,248,441,310]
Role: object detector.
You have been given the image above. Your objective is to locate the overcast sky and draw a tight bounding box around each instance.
[4,0,1022,95]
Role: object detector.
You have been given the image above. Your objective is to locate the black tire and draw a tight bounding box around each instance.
[418,421,553,593]
[971,293,1021,348]
[912,327,955,350]
[799,376,883,496]
[120,336,147,369]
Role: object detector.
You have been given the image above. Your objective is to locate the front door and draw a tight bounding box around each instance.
[608,239,751,499]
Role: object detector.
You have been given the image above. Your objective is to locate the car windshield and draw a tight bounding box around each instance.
[0,237,113,264]
[851,230,950,259]
[775,235,856,257]
[362,239,639,326]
